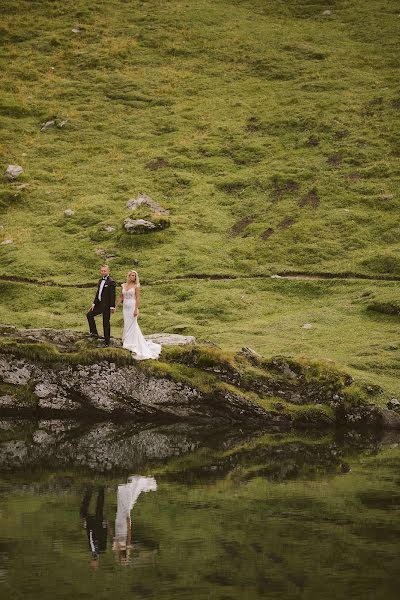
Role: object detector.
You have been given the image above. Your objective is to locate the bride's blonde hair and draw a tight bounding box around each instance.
[126,270,140,287]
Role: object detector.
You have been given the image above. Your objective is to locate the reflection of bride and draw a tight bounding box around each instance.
[112,475,157,564]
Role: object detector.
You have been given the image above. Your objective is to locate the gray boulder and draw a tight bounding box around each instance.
[5,165,23,179]
[126,194,169,215]
[378,408,400,430]
[41,120,56,131]
[387,399,400,412]
[239,347,261,361]
[145,333,196,346]
[124,218,157,233]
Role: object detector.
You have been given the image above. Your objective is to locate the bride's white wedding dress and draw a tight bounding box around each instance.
[114,475,157,546]
[122,284,161,360]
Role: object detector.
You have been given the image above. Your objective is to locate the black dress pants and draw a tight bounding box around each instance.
[80,486,105,521]
[80,486,107,555]
[87,303,111,342]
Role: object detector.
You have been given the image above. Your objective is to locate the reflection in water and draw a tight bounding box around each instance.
[112,475,157,565]
[79,486,110,568]
[0,419,399,600]
[79,476,158,568]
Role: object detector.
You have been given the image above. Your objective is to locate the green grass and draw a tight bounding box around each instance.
[0,0,399,282]
[0,277,398,399]
[0,0,399,400]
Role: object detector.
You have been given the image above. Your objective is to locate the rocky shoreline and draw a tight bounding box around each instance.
[0,325,399,430]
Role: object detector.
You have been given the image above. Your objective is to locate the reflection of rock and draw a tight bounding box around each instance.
[0,421,225,472]
[1,420,397,477]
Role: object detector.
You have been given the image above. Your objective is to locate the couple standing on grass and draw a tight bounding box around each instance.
[86,264,161,360]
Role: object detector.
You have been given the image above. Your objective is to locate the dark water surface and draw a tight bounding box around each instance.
[0,419,399,600]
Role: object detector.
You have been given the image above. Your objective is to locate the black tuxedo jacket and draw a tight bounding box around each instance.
[93,276,116,308]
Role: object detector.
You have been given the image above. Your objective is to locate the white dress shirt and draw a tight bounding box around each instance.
[98,277,107,301]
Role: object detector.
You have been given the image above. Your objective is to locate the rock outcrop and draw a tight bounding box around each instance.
[0,326,398,429]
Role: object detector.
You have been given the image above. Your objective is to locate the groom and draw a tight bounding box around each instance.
[87,264,116,346]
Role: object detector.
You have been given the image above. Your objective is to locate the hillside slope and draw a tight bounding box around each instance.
[0,0,399,283]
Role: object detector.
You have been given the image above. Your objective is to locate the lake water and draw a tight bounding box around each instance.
[0,419,399,600]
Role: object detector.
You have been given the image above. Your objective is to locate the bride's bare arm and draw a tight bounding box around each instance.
[116,286,123,309]
[134,287,140,317]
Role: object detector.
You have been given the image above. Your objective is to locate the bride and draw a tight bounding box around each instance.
[116,270,161,360]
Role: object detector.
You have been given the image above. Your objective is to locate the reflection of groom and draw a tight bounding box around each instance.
[80,486,111,569]
[86,264,116,346]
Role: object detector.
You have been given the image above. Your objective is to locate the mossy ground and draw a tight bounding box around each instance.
[0,1,399,401]
[0,325,376,428]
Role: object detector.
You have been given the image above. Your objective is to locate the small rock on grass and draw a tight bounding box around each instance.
[124,218,156,233]
[1,239,13,245]
[302,323,313,329]
[41,120,56,131]
[126,193,169,215]
[145,333,196,345]
[41,118,68,131]
[5,165,23,179]
[64,209,75,217]
[239,347,261,361]
[387,399,400,412]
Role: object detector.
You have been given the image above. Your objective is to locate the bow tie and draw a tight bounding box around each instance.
[102,277,107,280]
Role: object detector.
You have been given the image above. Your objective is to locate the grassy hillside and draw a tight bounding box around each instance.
[0,0,399,282]
[0,0,399,396]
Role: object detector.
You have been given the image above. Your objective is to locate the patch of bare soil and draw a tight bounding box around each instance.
[327,152,343,166]
[271,179,300,201]
[230,216,254,236]
[277,216,296,229]
[298,188,320,208]
[260,227,274,240]
[145,157,170,170]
